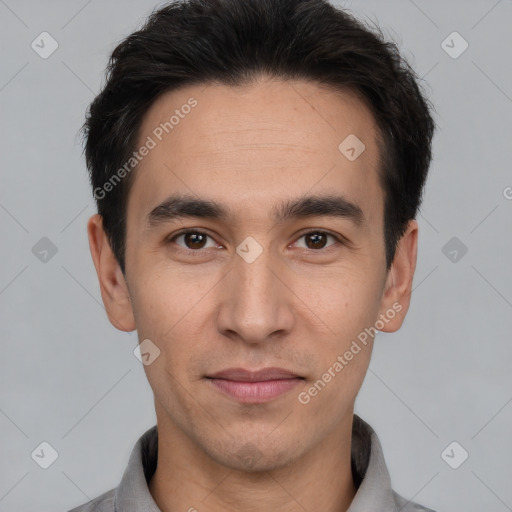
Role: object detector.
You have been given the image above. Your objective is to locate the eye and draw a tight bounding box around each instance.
[170,230,219,250]
[167,229,343,253]
[294,230,340,250]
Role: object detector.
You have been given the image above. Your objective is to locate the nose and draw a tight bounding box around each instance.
[216,245,295,344]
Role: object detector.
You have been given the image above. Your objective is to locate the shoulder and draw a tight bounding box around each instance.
[393,490,438,512]
[66,487,115,512]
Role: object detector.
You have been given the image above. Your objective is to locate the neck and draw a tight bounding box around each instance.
[148,410,357,512]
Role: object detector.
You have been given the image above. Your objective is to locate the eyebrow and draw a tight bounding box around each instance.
[146,193,365,229]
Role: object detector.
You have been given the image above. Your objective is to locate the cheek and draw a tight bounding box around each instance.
[128,272,216,406]
[294,337,373,448]
[289,265,380,403]
[130,265,217,338]
[290,264,383,339]
[133,271,209,406]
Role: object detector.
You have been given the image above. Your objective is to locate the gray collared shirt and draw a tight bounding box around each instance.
[68,415,437,512]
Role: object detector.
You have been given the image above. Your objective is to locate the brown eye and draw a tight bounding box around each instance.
[296,231,338,250]
[305,232,327,249]
[184,232,207,249]
[172,231,217,250]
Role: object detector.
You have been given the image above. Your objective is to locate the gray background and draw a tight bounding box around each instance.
[1,0,511,510]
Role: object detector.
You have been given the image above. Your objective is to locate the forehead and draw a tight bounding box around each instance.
[128,79,384,231]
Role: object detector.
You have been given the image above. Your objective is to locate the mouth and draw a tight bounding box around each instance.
[205,367,305,404]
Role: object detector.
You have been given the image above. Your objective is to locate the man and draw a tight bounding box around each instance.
[71,0,437,510]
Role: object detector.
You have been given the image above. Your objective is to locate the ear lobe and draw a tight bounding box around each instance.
[87,213,136,332]
[377,219,418,333]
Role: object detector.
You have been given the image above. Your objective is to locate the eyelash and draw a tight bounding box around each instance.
[166,229,345,254]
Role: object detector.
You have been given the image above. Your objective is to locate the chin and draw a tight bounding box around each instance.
[211,436,305,473]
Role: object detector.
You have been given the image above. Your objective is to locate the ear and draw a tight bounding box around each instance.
[377,219,418,333]
[87,213,136,332]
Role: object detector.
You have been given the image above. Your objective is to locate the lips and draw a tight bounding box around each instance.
[206,367,304,403]
[207,367,303,382]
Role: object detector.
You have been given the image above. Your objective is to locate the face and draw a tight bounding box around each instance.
[88,77,417,472]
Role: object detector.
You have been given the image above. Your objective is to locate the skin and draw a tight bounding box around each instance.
[87,77,418,512]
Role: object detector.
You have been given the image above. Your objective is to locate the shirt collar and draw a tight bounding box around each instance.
[114,414,400,512]
[348,415,399,511]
